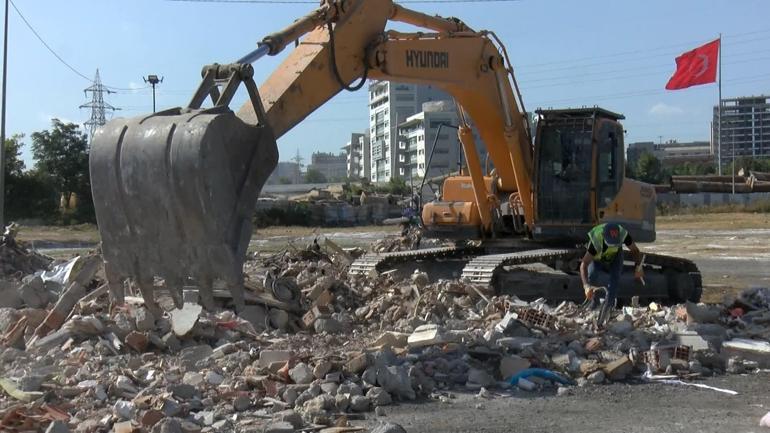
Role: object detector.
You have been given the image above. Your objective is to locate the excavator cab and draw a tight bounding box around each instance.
[89,64,278,314]
[532,107,656,243]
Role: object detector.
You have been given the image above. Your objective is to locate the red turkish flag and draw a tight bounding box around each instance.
[665,39,719,90]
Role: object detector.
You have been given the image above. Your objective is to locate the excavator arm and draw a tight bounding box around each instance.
[238,0,533,231]
[89,0,535,312]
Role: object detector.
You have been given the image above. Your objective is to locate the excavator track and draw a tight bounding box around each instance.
[461,248,579,286]
[349,245,479,275]
[351,245,702,304]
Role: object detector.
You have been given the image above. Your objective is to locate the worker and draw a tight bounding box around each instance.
[580,222,644,309]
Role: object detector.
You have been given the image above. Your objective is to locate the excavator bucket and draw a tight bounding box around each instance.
[89,64,278,314]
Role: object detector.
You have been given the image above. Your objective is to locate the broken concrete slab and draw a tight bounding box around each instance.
[259,350,292,368]
[376,365,415,400]
[517,377,536,391]
[344,353,369,374]
[603,356,633,381]
[370,331,409,349]
[289,362,314,384]
[18,275,51,309]
[407,324,445,348]
[170,303,202,336]
[722,339,770,368]
[499,355,530,380]
[685,301,721,324]
[675,331,712,351]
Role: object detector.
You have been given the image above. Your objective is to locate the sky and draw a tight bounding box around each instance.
[3,0,769,168]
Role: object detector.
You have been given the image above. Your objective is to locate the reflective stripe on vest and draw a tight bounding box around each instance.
[588,223,628,262]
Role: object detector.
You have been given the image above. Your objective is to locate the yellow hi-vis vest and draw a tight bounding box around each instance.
[588,223,628,263]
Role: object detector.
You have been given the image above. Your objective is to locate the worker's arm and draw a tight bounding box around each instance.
[579,251,593,288]
[627,240,644,280]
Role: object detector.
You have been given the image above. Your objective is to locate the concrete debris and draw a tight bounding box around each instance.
[370,423,408,433]
[517,377,537,391]
[289,362,315,384]
[722,339,770,368]
[1,236,770,432]
[407,324,445,348]
[587,370,605,384]
[170,303,202,336]
[760,411,770,428]
[500,355,530,380]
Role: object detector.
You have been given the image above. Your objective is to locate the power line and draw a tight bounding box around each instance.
[8,0,135,90]
[8,0,92,81]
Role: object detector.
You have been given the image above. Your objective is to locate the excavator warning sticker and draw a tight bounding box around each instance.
[406,50,449,69]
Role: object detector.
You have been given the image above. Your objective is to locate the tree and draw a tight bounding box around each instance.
[4,134,25,177]
[624,158,635,179]
[385,177,410,195]
[635,151,664,184]
[278,176,293,185]
[3,134,59,221]
[304,168,327,183]
[31,119,94,223]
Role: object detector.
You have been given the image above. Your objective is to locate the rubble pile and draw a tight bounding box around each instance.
[369,230,421,253]
[0,224,52,278]
[1,237,770,432]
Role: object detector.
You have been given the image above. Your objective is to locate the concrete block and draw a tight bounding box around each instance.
[499,355,530,380]
[722,339,770,368]
[344,353,369,374]
[603,356,633,380]
[370,331,409,349]
[517,377,536,391]
[497,337,539,350]
[259,350,292,368]
[302,305,332,328]
[407,324,445,348]
[675,331,712,351]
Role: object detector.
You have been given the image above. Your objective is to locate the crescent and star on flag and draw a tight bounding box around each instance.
[665,38,720,90]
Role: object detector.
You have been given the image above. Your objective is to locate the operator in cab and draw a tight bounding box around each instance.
[580,222,644,309]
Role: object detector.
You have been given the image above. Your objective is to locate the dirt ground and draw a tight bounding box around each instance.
[359,372,770,433]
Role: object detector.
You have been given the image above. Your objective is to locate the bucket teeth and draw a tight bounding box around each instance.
[90,108,277,311]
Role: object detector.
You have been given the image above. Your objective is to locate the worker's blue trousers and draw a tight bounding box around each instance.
[588,249,623,308]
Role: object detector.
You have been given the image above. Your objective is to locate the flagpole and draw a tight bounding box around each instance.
[717,33,722,177]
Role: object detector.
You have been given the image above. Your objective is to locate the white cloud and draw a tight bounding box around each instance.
[39,113,75,125]
[649,103,684,116]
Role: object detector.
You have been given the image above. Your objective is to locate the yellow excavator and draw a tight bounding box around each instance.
[90,0,701,315]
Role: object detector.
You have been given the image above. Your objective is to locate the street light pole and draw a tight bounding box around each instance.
[0,0,9,231]
[143,74,163,113]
